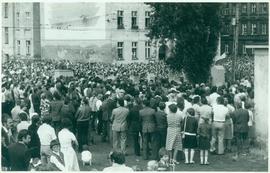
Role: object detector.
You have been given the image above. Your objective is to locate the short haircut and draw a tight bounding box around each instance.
[187,108,195,116]
[201,96,208,105]
[19,112,28,121]
[118,98,125,107]
[61,118,72,129]
[168,104,178,113]
[31,115,40,124]
[158,102,166,110]
[42,116,52,124]
[17,129,29,141]
[82,97,89,105]
[142,99,150,107]
[217,96,224,105]
[110,151,125,165]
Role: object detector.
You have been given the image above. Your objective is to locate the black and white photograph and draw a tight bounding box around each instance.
[1,1,269,171]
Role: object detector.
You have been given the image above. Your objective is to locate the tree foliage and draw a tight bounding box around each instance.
[147,3,222,84]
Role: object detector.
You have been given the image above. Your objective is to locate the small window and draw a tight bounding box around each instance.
[117,42,124,60]
[251,23,257,35]
[241,24,247,35]
[131,11,138,29]
[26,40,31,55]
[4,27,9,44]
[241,4,247,14]
[262,23,267,35]
[117,10,124,29]
[132,42,138,60]
[145,11,150,28]
[17,40,21,55]
[4,3,8,18]
[251,3,257,14]
[145,41,151,59]
[262,3,268,13]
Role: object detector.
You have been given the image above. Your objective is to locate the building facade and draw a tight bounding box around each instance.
[2,3,41,62]
[220,3,268,56]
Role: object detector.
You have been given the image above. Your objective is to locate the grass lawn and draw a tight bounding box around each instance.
[76,133,268,171]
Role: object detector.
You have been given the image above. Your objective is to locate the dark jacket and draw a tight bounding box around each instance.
[101,98,116,121]
[139,107,156,133]
[8,142,31,171]
[76,104,91,122]
[49,100,64,122]
[28,123,41,158]
[154,111,168,130]
[232,108,249,133]
[128,105,142,133]
[182,116,198,134]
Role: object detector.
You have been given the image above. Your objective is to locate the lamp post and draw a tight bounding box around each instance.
[232,3,239,82]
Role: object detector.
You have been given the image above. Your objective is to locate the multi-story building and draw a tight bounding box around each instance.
[2,3,41,62]
[220,3,268,56]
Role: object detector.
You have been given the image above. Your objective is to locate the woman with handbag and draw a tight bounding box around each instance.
[165,104,183,164]
[182,108,198,164]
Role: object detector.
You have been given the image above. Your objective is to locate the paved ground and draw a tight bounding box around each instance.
[77,133,268,171]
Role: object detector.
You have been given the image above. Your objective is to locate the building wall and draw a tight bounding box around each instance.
[220,3,268,56]
[2,3,15,61]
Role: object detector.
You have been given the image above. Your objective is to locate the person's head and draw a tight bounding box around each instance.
[142,99,150,107]
[216,96,224,105]
[50,139,60,153]
[2,114,13,129]
[15,99,21,106]
[61,118,73,130]
[19,112,28,121]
[176,96,185,111]
[64,96,70,105]
[118,98,125,107]
[53,91,61,100]
[193,95,200,104]
[81,97,89,105]
[158,102,166,111]
[82,145,89,151]
[31,114,40,125]
[159,147,169,162]
[42,116,52,125]
[201,96,208,105]
[17,129,31,144]
[168,103,178,113]
[147,160,158,171]
[235,101,242,109]
[109,150,126,165]
[211,86,217,93]
[186,108,195,117]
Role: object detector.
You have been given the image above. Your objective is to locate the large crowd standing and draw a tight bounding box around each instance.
[2,59,255,171]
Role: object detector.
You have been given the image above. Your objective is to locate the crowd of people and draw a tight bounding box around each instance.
[2,59,255,171]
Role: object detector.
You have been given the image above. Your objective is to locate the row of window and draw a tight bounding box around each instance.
[223,23,268,35]
[117,41,151,60]
[224,44,254,55]
[223,3,268,15]
[16,40,31,55]
[4,3,31,19]
[117,10,151,29]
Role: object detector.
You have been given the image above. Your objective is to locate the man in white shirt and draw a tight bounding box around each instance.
[210,96,229,155]
[103,151,133,172]
[37,116,57,156]
[11,100,23,125]
[17,112,30,133]
[208,86,220,106]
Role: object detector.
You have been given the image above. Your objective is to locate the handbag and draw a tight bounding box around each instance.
[182,116,187,139]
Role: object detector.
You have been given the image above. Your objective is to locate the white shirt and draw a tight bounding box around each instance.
[17,121,31,132]
[37,123,57,145]
[103,163,133,172]
[212,104,229,122]
[209,92,220,106]
[96,100,102,111]
[198,104,213,124]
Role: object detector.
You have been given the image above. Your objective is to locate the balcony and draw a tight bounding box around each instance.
[117,24,124,29]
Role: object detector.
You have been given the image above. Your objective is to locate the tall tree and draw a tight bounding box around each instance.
[147,3,222,83]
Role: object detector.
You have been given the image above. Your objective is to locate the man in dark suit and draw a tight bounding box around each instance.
[111,99,129,154]
[101,93,117,142]
[8,129,31,171]
[232,102,249,157]
[139,99,158,160]
[154,102,168,149]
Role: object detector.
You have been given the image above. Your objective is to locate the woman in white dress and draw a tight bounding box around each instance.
[58,118,80,171]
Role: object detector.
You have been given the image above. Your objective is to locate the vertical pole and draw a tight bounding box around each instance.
[232,3,239,82]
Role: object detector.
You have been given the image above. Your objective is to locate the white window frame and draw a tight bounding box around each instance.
[117,42,124,60]
[251,3,257,13]
[251,23,257,35]
[132,42,138,60]
[241,24,247,35]
[117,10,124,29]
[131,11,137,28]
[145,41,151,59]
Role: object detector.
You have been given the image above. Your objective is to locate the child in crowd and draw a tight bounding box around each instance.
[81,145,92,166]
[157,147,171,171]
[147,160,158,171]
[49,139,66,171]
[197,117,211,165]
[182,108,198,164]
